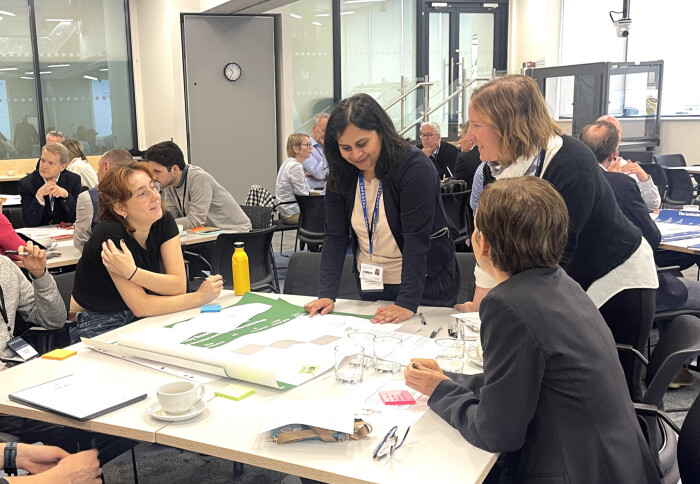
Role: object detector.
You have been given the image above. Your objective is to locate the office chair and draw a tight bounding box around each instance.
[240,204,273,230]
[655,154,687,168]
[245,185,298,253]
[640,163,667,204]
[441,189,472,249]
[455,252,476,303]
[211,227,279,293]
[619,150,655,163]
[662,168,695,208]
[294,195,325,252]
[23,270,74,354]
[284,252,359,300]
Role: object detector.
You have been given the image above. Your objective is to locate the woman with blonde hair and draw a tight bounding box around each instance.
[62,138,98,188]
[70,161,223,341]
[458,75,657,401]
[275,133,311,224]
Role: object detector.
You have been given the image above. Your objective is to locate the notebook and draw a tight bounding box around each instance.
[9,374,147,421]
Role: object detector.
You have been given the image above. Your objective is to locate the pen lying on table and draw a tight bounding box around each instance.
[429,327,442,339]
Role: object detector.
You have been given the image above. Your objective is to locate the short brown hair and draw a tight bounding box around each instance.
[476,177,569,275]
[100,148,134,168]
[62,138,86,161]
[470,75,563,164]
[42,143,70,165]
[98,161,163,234]
[578,121,619,163]
[286,133,309,158]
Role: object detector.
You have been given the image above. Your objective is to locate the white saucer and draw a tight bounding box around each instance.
[469,358,484,368]
[179,231,188,237]
[147,399,206,421]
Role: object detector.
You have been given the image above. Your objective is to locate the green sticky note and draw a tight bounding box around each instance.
[215,383,255,401]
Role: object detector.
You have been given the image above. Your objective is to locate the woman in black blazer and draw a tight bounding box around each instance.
[406,177,661,484]
[304,93,459,323]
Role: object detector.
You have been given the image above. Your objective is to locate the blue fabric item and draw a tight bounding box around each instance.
[70,309,135,343]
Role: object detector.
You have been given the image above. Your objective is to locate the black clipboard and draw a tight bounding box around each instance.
[9,374,147,421]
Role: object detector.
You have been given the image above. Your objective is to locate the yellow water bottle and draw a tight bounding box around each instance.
[231,242,251,295]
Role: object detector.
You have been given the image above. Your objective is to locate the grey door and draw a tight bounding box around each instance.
[182,15,277,201]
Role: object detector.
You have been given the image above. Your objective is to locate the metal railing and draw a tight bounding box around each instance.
[383,66,494,136]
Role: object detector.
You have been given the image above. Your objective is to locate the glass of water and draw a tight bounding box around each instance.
[347,332,375,368]
[334,343,364,384]
[435,338,465,373]
[373,335,402,374]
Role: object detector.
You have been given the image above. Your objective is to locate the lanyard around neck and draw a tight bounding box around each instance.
[534,149,546,177]
[176,165,189,216]
[0,284,8,329]
[358,173,382,257]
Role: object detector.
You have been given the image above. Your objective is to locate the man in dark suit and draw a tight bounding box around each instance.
[405,177,661,484]
[417,122,459,179]
[18,143,81,227]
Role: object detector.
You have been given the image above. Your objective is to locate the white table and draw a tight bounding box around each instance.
[663,165,700,175]
[0,293,496,484]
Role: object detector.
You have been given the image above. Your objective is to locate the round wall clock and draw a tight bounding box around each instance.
[224,62,242,81]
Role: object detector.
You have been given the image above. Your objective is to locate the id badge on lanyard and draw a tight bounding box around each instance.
[358,173,384,292]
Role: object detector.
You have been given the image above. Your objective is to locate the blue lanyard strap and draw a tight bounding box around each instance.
[358,173,382,256]
[534,149,546,177]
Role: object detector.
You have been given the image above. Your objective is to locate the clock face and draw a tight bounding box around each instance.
[224,62,242,81]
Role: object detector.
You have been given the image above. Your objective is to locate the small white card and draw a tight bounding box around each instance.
[359,262,383,282]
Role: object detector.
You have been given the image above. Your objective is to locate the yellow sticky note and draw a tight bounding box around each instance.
[42,349,77,360]
[215,383,255,401]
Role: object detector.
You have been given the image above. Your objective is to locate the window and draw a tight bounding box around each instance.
[0,0,135,160]
[562,0,700,116]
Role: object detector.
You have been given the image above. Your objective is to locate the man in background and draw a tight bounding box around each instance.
[73,149,134,252]
[302,113,329,190]
[18,143,81,227]
[418,122,459,180]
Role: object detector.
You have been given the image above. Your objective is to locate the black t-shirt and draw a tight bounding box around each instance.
[72,212,179,312]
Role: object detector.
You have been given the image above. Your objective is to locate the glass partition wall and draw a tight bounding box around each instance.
[0,0,135,160]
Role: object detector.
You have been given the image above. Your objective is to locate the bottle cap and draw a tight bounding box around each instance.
[234,241,244,248]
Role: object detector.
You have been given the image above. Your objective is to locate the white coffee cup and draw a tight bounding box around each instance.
[177,223,184,234]
[157,381,204,415]
[682,205,699,212]
[33,237,57,250]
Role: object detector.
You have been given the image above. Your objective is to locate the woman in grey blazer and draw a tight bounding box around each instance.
[405,177,660,484]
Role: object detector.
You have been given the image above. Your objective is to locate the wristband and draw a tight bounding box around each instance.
[127,267,138,281]
[4,442,17,476]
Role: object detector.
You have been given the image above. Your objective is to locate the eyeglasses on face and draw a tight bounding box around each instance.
[372,426,410,460]
[420,133,436,139]
[299,142,312,148]
[133,180,161,201]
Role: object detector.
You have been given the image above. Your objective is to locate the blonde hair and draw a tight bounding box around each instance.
[470,75,563,164]
[62,138,87,161]
[286,133,309,158]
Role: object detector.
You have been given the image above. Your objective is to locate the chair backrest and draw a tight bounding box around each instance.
[284,252,359,300]
[441,190,472,239]
[455,253,476,303]
[640,163,667,204]
[655,154,687,168]
[2,206,25,229]
[210,227,278,292]
[678,393,700,483]
[663,168,694,207]
[644,315,700,406]
[619,151,655,164]
[295,195,325,245]
[245,184,275,208]
[241,204,273,229]
[52,270,75,311]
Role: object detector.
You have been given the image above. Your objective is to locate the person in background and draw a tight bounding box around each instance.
[0,241,66,362]
[597,115,661,211]
[276,133,311,224]
[73,149,134,253]
[18,143,81,227]
[454,121,482,189]
[0,443,101,484]
[405,177,660,484]
[62,139,98,189]
[304,93,459,324]
[0,199,24,257]
[12,117,39,157]
[302,113,330,190]
[457,75,658,401]
[45,130,64,145]
[70,162,223,342]
[417,121,459,180]
[145,141,251,233]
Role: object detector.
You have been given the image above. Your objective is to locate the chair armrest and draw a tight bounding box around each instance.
[616,344,650,366]
[656,265,681,274]
[183,250,213,273]
[633,403,681,434]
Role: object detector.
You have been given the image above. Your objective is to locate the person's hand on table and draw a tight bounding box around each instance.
[18,241,47,279]
[196,275,223,304]
[454,301,479,313]
[15,443,69,474]
[616,159,650,182]
[304,298,334,317]
[371,304,413,324]
[101,239,137,279]
[404,358,450,397]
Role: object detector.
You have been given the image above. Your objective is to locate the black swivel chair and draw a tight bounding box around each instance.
[2,206,26,229]
[441,190,472,249]
[640,163,668,204]
[284,252,359,300]
[23,271,74,354]
[294,195,325,252]
[662,168,695,208]
[240,204,273,230]
[655,154,687,168]
[619,150,655,164]
[211,227,279,293]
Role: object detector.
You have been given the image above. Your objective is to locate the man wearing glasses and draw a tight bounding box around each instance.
[302,113,330,190]
[417,122,459,180]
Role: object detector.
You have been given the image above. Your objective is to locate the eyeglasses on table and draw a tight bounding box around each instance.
[372,425,410,460]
